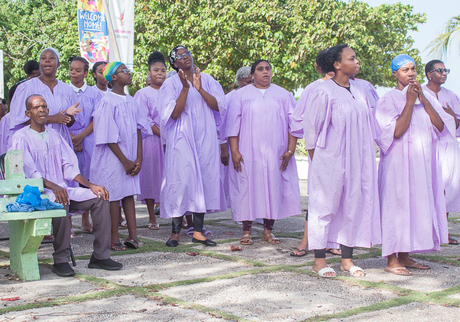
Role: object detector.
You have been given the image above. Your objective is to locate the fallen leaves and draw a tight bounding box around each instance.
[230,245,242,251]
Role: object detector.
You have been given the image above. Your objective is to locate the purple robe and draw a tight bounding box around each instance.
[351,78,380,109]
[157,73,226,218]
[90,93,152,201]
[134,87,164,202]
[0,113,12,155]
[305,79,381,250]
[291,79,324,138]
[9,77,80,148]
[422,86,460,212]
[69,84,104,179]
[226,84,301,221]
[375,88,450,257]
[9,126,96,202]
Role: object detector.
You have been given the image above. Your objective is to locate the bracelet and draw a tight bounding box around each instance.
[287,150,294,155]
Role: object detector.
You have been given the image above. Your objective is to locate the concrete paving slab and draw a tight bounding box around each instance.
[0,295,232,321]
[449,293,460,300]
[163,271,397,321]
[329,302,460,322]
[73,252,252,287]
[0,264,102,308]
[194,239,372,266]
[312,257,460,292]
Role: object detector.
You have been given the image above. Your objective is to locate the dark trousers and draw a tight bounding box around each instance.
[52,197,111,263]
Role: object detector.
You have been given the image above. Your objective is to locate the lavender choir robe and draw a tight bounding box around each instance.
[90,93,152,202]
[92,85,111,95]
[9,77,81,148]
[158,73,226,218]
[304,79,381,250]
[375,88,450,257]
[9,126,96,202]
[0,113,12,155]
[134,86,164,202]
[226,84,301,221]
[423,85,460,213]
[291,79,324,138]
[69,84,104,179]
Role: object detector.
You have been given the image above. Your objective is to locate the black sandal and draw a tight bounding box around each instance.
[111,243,126,251]
[124,237,139,249]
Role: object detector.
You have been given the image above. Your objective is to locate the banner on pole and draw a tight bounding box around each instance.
[77,0,109,65]
[106,0,135,70]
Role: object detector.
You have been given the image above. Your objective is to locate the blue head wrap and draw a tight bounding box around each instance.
[391,54,415,73]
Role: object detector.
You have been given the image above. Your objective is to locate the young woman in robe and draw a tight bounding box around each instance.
[304,44,380,277]
[134,51,166,231]
[157,45,226,247]
[375,54,450,276]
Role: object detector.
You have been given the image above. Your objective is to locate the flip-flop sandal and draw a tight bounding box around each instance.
[405,262,430,270]
[449,237,459,245]
[262,232,280,244]
[124,238,139,249]
[186,227,195,237]
[111,243,126,251]
[313,267,336,278]
[341,266,365,276]
[326,248,342,256]
[240,233,253,245]
[384,267,412,276]
[290,247,307,257]
[202,227,213,237]
[148,223,159,230]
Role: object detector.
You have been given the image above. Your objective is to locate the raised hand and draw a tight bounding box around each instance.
[193,67,202,92]
[66,102,82,115]
[178,69,190,89]
[406,83,419,105]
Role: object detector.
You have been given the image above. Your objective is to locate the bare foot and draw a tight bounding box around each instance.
[398,257,430,270]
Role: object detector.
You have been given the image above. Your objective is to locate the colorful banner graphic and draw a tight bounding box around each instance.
[77,0,109,64]
[105,0,135,70]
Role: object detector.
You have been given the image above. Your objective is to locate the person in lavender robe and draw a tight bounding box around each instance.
[305,45,381,277]
[92,61,111,94]
[423,59,460,246]
[90,62,152,251]
[227,59,301,245]
[134,51,166,231]
[9,48,82,148]
[10,94,122,277]
[290,49,337,257]
[375,54,450,276]
[158,45,226,247]
[0,98,7,121]
[67,56,105,234]
[220,66,253,210]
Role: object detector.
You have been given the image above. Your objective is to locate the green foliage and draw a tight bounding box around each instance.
[0,0,426,99]
[426,15,460,59]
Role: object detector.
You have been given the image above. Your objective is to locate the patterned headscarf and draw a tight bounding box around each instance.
[168,45,188,71]
[391,54,416,73]
[103,62,123,81]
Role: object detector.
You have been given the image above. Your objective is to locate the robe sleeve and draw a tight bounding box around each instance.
[9,133,42,180]
[374,95,399,154]
[364,82,380,109]
[425,92,456,143]
[158,77,180,132]
[203,74,226,129]
[134,91,155,128]
[58,133,81,182]
[287,91,302,138]
[134,98,153,138]
[303,88,331,149]
[225,90,242,138]
[92,99,120,145]
[448,91,460,137]
[67,90,85,131]
[9,81,30,128]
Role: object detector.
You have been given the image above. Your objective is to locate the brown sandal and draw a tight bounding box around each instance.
[240,231,253,245]
[262,231,280,244]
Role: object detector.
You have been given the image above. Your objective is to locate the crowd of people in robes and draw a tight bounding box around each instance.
[0,43,459,279]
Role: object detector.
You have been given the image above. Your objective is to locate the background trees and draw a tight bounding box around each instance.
[0,0,426,98]
[426,15,460,59]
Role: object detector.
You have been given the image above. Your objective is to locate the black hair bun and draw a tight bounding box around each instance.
[148,51,165,65]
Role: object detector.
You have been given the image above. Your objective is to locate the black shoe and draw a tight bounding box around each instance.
[52,262,75,277]
[166,239,179,247]
[192,237,217,246]
[154,207,160,216]
[88,255,123,270]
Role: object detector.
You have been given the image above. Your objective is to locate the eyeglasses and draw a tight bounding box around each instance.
[114,68,131,75]
[175,51,192,60]
[429,68,450,75]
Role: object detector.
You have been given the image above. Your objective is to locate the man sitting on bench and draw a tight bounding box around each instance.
[9,94,122,277]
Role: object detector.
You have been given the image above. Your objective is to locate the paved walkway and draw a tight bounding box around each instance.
[1,180,460,321]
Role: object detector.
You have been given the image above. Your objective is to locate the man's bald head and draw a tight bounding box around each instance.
[25,94,46,110]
